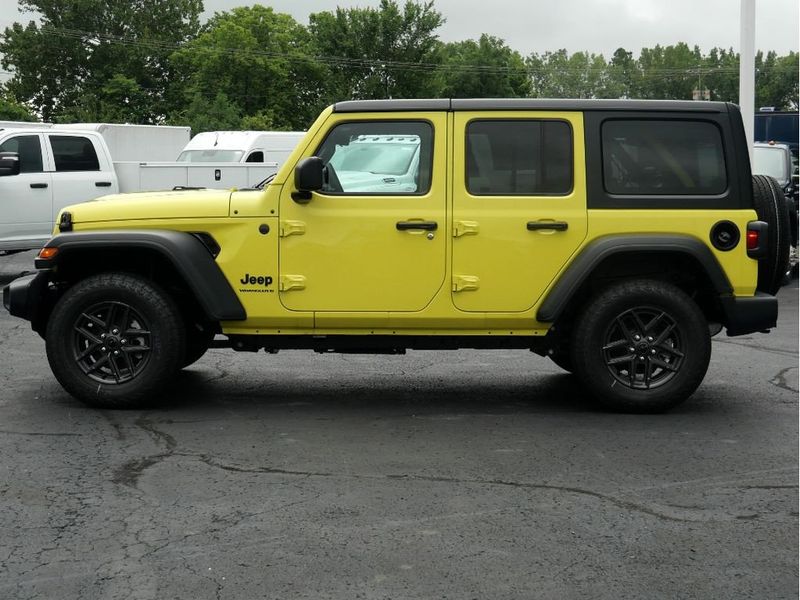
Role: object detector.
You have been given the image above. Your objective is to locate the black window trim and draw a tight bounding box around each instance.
[463,117,575,198]
[312,118,436,198]
[600,116,730,198]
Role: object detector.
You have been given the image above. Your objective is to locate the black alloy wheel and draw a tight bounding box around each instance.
[72,300,152,384]
[601,306,683,390]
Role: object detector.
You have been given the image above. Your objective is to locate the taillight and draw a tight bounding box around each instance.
[746,221,769,259]
[746,229,759,250]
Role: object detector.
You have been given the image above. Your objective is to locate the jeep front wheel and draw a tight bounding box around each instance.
[46,273,185,409]
[571,280,711,413]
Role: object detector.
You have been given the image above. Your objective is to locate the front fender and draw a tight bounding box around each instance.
[37,230,246,321]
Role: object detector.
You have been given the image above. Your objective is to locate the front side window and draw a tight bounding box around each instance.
[50,135,100,172]
[315,121,433,195]
[602,120,727,195]
[465,120,572,195]
[0,135,43,173]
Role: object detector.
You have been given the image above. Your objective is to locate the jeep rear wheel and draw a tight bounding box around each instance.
[46,273,185,409]
[571,280,711,413]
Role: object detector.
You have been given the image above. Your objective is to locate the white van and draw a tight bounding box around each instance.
[176,131,306,165]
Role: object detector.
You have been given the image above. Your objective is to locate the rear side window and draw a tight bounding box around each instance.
[0,135,43,173]
[602,120,727,195]
[246,151,264,163]
[49,135,100,172]
[466,120,572,195]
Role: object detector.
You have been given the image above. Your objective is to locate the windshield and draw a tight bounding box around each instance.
[177,149,245,163]
[752,147,789,181]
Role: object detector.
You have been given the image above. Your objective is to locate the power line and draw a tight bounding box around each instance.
[31,26,796,79]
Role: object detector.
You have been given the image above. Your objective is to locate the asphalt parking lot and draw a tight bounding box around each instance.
[1,251,797,600]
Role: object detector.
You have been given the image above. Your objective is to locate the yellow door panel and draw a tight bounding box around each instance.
[452,112,588,313]
[279,112,448,314]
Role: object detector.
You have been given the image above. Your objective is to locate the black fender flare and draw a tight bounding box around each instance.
[536,234,733,323]
[39,230,246,321]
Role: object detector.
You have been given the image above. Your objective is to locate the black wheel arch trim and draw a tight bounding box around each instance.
[536,234,734,324]
[37,230,246,321]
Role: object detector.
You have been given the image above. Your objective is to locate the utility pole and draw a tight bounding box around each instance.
[739,0,755,164]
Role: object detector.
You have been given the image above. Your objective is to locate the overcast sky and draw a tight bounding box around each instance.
[1,0,798,63]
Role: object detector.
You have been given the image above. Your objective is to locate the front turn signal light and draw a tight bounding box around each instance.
[37,247,59,260]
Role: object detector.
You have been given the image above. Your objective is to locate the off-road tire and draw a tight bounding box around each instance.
[548,351,574,373]
[181,324,215,368]
[46,273,185,409]
[752,174,791,294]
[570,280,711,413]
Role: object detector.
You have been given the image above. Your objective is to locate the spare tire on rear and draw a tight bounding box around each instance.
[751,174,791,294]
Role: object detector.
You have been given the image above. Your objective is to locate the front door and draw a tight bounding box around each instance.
[451,111,588,313]
[0,133,53,246]
[279,115,447,318]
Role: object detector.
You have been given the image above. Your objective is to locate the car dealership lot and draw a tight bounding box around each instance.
[1,252,797,600]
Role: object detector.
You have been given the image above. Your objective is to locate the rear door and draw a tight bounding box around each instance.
[46,134,116,219]
[451,111,587,312]
[0,133,53,245]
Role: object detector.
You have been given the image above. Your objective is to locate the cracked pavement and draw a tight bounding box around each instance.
[0,251,797,599]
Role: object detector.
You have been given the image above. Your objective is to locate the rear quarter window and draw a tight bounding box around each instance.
[602,120,727,195]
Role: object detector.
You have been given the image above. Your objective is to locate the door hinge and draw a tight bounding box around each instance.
[280,274,306,291]
[452,275,480,292]
[279,220,306,237]
[453,220,479,237]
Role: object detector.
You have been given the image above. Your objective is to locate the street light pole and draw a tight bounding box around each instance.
[739,0,755,164]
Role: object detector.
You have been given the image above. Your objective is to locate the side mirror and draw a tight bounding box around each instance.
[0,152,20,177]
[292,156,324,203]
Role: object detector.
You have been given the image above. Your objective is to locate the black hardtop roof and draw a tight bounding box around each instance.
[333,98,731,114]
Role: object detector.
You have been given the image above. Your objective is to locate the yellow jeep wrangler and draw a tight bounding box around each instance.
[2,99,789,412]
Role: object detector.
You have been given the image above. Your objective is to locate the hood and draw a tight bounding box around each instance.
[64,189,232,224]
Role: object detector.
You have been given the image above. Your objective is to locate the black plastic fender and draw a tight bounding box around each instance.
[38,230,246,321]
[536,234,733,323]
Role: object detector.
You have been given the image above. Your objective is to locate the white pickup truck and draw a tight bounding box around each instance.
[0,128,302,252]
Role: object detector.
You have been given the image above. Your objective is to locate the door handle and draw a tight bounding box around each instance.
[95,181,112,187]
[30,183,48,189]
[396,220,438,231]
[527,220,568,231]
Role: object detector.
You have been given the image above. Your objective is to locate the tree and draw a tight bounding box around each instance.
[603,48,640,99]
[756,51,799,110]
[528,50,607,98]
[636,43,702,100]
[702,47,739,103]
[0,85,36,121]
[308,0,444,101]
[0,0,202,122]
[169,91,242,134]
[169,5,323,131]
[436,35,530,98]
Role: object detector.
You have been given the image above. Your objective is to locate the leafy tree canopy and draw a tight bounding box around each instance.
[0,0,203,122]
